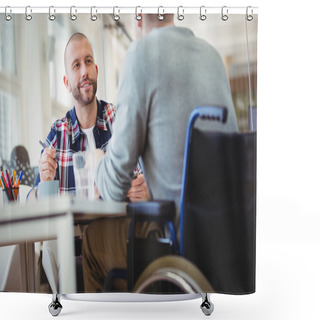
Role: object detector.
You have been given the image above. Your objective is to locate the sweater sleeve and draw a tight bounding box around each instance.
[95,44,148,201]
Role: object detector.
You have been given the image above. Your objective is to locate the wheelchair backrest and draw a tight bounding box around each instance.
[181,128,256,294]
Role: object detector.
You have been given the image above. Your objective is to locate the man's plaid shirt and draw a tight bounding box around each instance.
[32,99,115,194]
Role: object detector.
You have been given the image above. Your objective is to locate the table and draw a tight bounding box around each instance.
[0,195,127,293]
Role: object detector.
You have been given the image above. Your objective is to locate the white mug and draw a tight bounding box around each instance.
[38,180,59,198]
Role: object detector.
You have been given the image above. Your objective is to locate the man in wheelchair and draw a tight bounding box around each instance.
[82,13,240,295]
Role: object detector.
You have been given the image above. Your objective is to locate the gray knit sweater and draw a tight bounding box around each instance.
[95,25,238,211]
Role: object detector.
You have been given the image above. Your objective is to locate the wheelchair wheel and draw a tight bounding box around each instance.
[133,255,213,294]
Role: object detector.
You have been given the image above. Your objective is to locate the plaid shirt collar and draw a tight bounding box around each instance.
[70,99,109,145]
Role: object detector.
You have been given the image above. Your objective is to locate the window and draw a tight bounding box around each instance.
[0,18,20,162]
[0,20,17,75]
[0,91,19,161]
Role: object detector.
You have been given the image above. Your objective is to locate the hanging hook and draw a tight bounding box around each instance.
[135,6,142,21]
[90,6,97,21]
[221,6,228,21]
[246,6,253,21]
[113,6,120,21]
[200,6,207,21]
[25,6,32,21]
[70,6,77,21]
[48,6,56,21]
[5,6,12,21]
[158,6,164,21]
[177,6,184,21]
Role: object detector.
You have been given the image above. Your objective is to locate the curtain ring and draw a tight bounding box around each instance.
[113,6,120,21]
[157,6,164,21]
[25,6,32,21]
[177,6,184,21]
[70,6,77,21]
[246,6,253,21]
[135,6,142,21]
[5,6,12,21]
[90,6,97,21]
[221,6,228,21]
[200,6,207,21]
[48,6,56,21]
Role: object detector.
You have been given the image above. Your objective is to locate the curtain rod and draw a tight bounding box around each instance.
[0,6,258,16]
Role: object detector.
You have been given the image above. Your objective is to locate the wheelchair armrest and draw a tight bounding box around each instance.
[127,200,175,223]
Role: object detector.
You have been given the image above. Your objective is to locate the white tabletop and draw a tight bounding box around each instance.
[0,195,127,293]
[0,194,127,221]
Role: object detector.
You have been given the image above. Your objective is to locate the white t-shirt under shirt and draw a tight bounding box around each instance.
[81,126,96,153]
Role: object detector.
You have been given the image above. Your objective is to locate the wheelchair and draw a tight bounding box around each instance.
[49,105,256,317]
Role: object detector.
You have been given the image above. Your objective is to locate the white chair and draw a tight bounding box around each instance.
[42,240,59,293]
[0,245,20,291]
[42,227,83,294]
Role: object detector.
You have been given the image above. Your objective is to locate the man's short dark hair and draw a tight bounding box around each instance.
[64,33,90,71]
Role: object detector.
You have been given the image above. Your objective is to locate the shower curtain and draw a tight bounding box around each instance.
[0,5,258,301]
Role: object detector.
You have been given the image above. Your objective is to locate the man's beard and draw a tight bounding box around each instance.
[72,78,97,106]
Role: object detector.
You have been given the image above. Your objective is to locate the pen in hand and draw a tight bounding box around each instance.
[39,140,59,180]
[39,140,57,157]
[39,140,46,150]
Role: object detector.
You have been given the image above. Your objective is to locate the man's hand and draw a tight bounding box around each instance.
[127,173,150,202]
[39,148,57,182]
[92,149,149,202]
[93,149,105,200]
[93,148,105,166]
[94,184,100,200]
